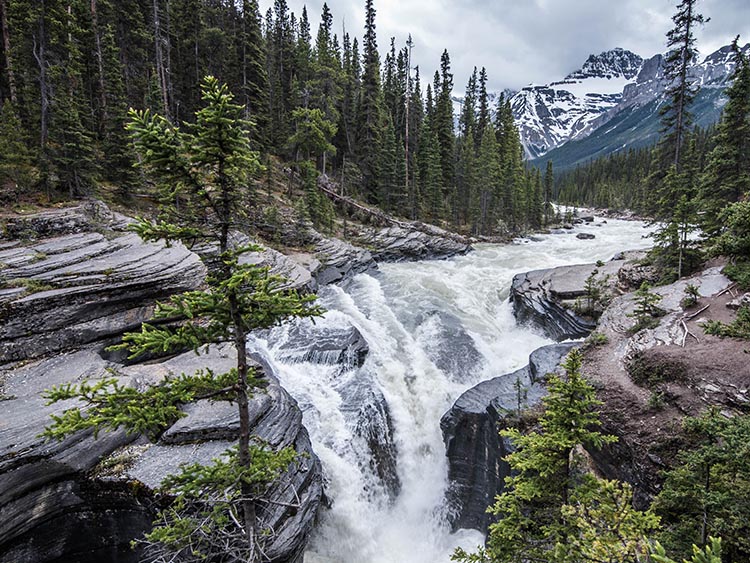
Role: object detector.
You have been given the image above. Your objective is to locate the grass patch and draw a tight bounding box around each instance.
[1,278,54,293]
[701,306,750,340]
[584,331,609,348]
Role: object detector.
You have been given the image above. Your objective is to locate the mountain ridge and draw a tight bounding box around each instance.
[511,43,749,166]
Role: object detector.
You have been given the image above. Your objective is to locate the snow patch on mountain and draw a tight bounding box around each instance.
[511,48,643,159]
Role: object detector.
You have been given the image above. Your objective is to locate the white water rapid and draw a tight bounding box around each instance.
[250,217,653,563]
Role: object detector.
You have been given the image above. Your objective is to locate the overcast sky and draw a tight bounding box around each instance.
[258,0,750,93]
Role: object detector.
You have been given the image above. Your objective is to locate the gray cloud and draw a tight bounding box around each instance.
[259,0,750,93]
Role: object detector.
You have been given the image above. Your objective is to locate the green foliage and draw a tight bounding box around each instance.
[140,444,297,561]
[709,201,750,260]
[287,106,337,159]
[43,369,238,441]
[722,261,750,290]
[700,38,750,237]
[628,283,665,332]
[647,391,667,410]
[701,305,750,339]
[585,331,609,348]
[650,537,724,563]
[0,102,36,201]
[578,268,611,318]
[561,477,659,562]
[0,277,54,294]
[454,350,662,563]
[654,410,750,561]
[681,283,700,308]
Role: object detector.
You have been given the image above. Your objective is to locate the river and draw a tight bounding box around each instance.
[250,216,653,563]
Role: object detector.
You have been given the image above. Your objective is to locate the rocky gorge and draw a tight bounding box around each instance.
[5,204,735,562]
[0,200,470,563]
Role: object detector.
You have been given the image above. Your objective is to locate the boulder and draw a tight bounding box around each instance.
[274,318,369,370]
[353,224,472,262]
[727,293,750,311]
[311,237,377,285]
[576,232,596,240]
[510,261,623,340]
[261,317,399,499]
[440,343,580,532]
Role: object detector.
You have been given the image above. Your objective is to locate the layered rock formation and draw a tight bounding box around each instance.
[353,223,472,262]
[0,345,322,563]
[0,202,328,563]
[440,343,580,532]
[510,259,625,340]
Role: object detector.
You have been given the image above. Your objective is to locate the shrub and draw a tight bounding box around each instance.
[627,351,686,387]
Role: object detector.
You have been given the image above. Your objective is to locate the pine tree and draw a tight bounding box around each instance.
[543,160,554,225]
[0,101,36,200]
[43,77,322,560]
[475,66,490,146]
[654,409,750,562]
[239,0,270,145]
[356,0,384,201]
[700,37,750,237]
[659,0,706,173]
[435,49,455,191]
[475,125,501,235]
[459,67,477,140]
[453,350,656,563]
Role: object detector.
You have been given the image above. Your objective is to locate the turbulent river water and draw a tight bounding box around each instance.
[250,216,653,563]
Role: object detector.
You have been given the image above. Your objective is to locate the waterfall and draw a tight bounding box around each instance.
[249,217,653,563]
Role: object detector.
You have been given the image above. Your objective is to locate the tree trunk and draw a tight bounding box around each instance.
[231,293,257,561]
[152,0,170,119]
[90,0,108,133]
[0,0,17,104]
[33,1,50,194]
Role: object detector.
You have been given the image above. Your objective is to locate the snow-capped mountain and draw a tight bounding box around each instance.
[533,43,750,171]
[512,44,748,162]
[511,48,643,159]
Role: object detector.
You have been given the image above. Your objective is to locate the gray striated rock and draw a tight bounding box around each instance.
[440,343,580,532]
[353,224,472,262]
[0,232,206,362]
[0,200,132,241]
[576,232,596,240]
[311,237,377,285]
[0,344,322,563]
[274,320,369,370]
[240,242,317,292]
[510,261,623,340]
[0,349,143,563]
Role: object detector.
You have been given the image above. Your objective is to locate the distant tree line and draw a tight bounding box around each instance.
[0,0,548,236]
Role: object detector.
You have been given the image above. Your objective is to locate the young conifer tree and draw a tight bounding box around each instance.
[43,76,322,561]
[453,350,658,563]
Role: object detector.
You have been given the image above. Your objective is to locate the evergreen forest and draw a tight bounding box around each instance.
[0,0,547,237]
